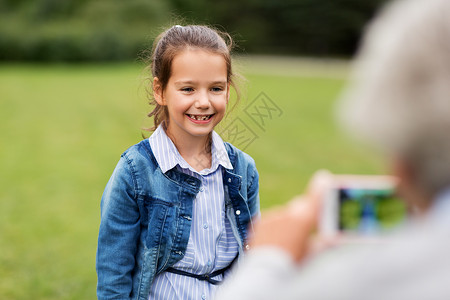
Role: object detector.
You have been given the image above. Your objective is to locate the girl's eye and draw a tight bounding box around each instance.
[211,87,224,92]
[181,87,194,92]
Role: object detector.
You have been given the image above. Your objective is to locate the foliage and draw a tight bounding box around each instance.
[0,0,170,61]
[0,0,389,61]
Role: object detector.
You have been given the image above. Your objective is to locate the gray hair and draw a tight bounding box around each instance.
[338,0,450,197]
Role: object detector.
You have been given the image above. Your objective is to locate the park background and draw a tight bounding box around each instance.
[1,0,389,298]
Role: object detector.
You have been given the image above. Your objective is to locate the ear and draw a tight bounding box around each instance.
[153,77,165,105]
[391,158,406,180]
[390,158,415,189]
[226,83,231,104]
[390,157,429,214]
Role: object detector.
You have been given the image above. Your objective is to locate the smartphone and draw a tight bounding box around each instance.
[320,175,407,237]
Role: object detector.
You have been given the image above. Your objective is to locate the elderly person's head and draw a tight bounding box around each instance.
[339,0,450,210]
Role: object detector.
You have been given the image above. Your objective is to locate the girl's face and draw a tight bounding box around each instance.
[154,49,229,145]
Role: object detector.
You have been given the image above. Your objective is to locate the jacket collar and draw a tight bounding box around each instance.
[149,125,232,174]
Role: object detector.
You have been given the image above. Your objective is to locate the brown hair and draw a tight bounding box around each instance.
[144,25,241,131]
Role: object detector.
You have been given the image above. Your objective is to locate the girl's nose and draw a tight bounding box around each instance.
[194,91,210,109]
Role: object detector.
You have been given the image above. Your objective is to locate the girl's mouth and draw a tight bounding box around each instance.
[187,114,214,121]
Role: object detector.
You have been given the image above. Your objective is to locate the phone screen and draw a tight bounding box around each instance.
[338,188,406,234]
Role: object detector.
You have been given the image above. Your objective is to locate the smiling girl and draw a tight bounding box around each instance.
[96,25,260,300]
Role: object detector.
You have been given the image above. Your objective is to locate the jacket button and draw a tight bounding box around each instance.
[228,178,232,183]
[235,210,241,215]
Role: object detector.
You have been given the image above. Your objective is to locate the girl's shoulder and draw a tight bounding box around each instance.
[223,142,257,170]
[120,139,157,167]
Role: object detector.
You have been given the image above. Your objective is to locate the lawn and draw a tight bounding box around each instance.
[0,57,385,299]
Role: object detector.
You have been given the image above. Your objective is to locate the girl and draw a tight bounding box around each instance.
[96,25,260,300]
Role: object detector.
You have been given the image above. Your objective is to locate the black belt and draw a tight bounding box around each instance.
[165,256,238,285]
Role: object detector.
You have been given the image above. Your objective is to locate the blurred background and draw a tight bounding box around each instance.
[0,0,387,61]
[1,0,389,298]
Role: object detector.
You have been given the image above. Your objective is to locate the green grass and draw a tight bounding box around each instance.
[0,58,385,299]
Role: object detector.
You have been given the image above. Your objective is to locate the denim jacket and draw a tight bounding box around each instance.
[96,139,260,300]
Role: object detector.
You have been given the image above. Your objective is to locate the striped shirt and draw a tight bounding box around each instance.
[148,125,239,300]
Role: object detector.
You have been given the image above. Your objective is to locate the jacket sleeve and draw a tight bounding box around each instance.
[96,155,141,299]
[246,157,260,219]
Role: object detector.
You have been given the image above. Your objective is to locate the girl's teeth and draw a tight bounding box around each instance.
[189,115,210,120]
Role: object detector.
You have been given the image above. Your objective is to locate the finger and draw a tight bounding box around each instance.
[286,197,319,236]
[307,169,334,200]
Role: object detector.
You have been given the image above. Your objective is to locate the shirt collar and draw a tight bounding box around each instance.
[149,124,233,174]
[211,130,233,171]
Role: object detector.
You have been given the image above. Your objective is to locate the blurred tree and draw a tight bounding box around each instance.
[0,0,173,61]
[0,0,389,61]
